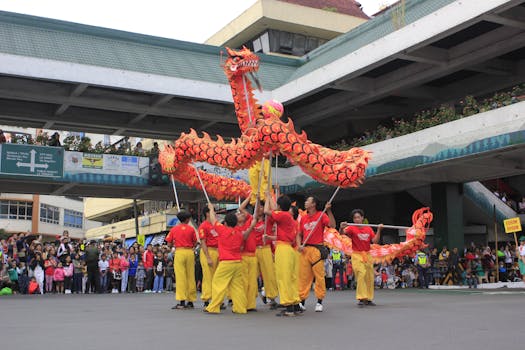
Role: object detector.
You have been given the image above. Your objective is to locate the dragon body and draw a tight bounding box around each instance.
[159,47,370,200]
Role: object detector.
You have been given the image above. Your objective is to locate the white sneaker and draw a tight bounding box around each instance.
[298,302,306,311]
[144,290,151,293]
[112,289,118,294]
[315,303,323,312]
[65,289,71,294]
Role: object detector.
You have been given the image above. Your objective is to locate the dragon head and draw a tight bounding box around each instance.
[224,46,262,91]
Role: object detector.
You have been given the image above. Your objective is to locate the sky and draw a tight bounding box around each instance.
[0,0,399,43]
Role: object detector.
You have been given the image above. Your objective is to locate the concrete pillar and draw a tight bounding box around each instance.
[431,183,464,250]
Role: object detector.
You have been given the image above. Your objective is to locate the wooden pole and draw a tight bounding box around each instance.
[170,175,181,212]
[345,223,411,230]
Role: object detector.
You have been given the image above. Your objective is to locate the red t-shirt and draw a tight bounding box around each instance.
[215,222,243,261]
[270,211,297,243]
[166,223,196,248]
[238,214,256,253]
[143,250,154,269]
[254,219,272,246]
[344,226,375,252]
[198,220,219,248]
[300,211,330,245]
[109,258,121,272]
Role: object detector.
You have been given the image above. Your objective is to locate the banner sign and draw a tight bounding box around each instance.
[504,217,522,233]
[0,144,63,178]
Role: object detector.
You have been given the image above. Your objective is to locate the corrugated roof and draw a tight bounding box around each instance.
[0,0,457,89]
[0,11,299,90]
[287,0,457,81]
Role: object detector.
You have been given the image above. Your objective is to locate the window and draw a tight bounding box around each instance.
[0,200,32,220]
[40,204,60,224]
[64,209,83,229]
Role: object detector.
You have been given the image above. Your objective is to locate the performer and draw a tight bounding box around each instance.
[297,196,335,312]
[253,200,279,308]
[264,191,301,317]
[198,206,219,307]
[237,197,258,311]
[165,211,197,309]
[205,204,255,314]
[340,209,382,307]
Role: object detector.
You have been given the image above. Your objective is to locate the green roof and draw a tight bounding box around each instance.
[0,0,457,90]
[0,10,299,90]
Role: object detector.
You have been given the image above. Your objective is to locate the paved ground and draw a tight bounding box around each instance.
[2,288,523,350]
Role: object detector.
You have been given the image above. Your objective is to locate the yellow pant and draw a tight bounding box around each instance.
[241,254,258,310]
[256,246,278,299]
[205,261,247,314]
[299,246,326,300]
[274,243,300,306]
[248,159,271,205]
[200,247,219,301]
[174,248,196,302]
[351,252,374,301]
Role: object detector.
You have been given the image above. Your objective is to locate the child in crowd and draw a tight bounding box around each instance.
[44,256,56,293]
[17,262,29,294]
[63,256,74,294]
[54,262,65,293]
[165,260,174,292]
[153,251,164,293]
[81,261,88,294]
[28,277,40,294]
[73,253,83,294]
[136,261,146,293]
[98,253,109,292]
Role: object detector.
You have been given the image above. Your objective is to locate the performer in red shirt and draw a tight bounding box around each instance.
[340,209,382,307]
[198,206,219,307]
[165,211,197,309]
[253,200,278,308]
[264,191,301,317]
[204,203,255,314]
[297,196,335,313]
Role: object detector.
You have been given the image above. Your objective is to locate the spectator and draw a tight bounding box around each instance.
[54,262,65,294]
[165,259,174,292]
[518,197,525,214]
[324,255,333,291]
[143,244,154,293]
[73,253,83,294]
[0,129,6,144]
[136,261,146,293]
[63,256,74,294]
[150,142,160,156]
[134,141,145,155]
[120,251,130,293]
[109,252,121,294]
[128,253,138,293]
[48,132,61,147]
[153,251,165,293]
[99,254,109,292]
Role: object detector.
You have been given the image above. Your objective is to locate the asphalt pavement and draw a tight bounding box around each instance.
[2,288,523,350]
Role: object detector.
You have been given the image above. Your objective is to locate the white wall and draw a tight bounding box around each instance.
[0,193,101,239]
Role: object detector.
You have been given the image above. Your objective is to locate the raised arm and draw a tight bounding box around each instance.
[264,190,276,215]
[208,203,217,226]
[242,218,257,241]
[372,224,383,244]
[239,194,251,215]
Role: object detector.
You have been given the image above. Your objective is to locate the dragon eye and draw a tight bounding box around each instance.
[232,56,241,62]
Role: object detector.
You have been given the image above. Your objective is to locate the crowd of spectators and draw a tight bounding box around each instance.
[0,231,177,295]
[324,243,523,291]
[1,229,523,296]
